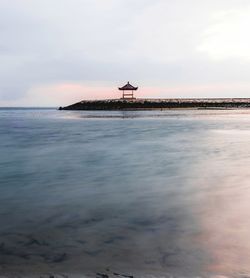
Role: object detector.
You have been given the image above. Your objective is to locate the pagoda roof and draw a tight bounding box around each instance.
[119,82,138,91]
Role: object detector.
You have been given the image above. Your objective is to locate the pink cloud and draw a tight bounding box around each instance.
[3,82,250,107]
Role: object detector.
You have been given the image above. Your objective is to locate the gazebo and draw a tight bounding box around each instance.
[119,82,138,99]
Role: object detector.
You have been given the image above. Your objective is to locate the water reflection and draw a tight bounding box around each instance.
[189,129,250,276]
[1,109,250,277]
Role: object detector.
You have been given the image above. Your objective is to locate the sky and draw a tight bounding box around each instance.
[1,0,250,106]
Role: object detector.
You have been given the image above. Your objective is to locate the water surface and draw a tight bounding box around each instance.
[1,108,250,277]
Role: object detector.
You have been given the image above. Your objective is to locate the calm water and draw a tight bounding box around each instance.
[1,108,250,277]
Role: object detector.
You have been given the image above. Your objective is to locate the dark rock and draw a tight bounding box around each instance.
[59,98,250,111]
[96,273,109,278]
[113,273,133,278]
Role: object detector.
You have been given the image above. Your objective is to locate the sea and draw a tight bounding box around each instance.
[1,108,250,278]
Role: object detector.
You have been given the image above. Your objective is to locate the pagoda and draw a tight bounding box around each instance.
[119,82,138,99]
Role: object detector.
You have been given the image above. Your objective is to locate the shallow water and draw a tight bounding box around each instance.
[1,108,250,277]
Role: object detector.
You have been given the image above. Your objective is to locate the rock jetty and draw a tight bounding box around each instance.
[59,98,250,110]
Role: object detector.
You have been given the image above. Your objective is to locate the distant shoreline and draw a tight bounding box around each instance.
[59,98,250,110]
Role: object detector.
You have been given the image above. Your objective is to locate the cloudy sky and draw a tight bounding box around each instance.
[1,0,250,106]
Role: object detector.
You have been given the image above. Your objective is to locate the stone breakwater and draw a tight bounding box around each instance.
[59,98,250,110]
